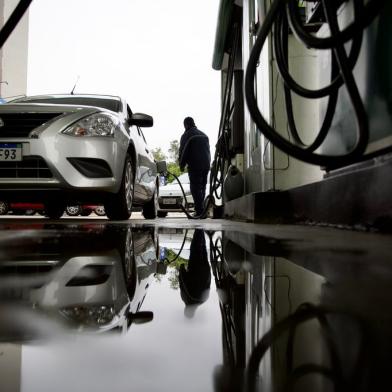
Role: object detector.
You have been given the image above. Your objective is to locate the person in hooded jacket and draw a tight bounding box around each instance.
[179,229,211,318]
[178,117,211,217]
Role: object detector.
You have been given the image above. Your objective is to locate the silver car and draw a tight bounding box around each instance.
[0,94,158,220]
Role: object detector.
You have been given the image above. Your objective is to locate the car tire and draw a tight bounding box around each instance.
[120,227,137,297]
[105,154,134,220]
[65,205,82,216]
[45,202,65,219]
[94,206,106,216]
[0,201,9,215]
[157,211,167,218]
[142,186,158,220]
[24,209,36,216]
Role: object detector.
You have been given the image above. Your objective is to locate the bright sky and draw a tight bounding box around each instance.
[27,0,221,155]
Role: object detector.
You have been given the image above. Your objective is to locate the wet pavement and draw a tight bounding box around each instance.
[0,216,392,392]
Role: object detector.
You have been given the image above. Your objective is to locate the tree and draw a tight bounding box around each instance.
[167,162,182,183]
[168,140,180,162]
[166,139,184,183]
[164,249,188,290]
[151,147,167,162]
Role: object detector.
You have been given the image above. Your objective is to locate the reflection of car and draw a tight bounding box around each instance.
[65,204,106,217]
[0,94,159,220]
[0,225,159,334]
[158,173,194,217]
[0,200,45,215]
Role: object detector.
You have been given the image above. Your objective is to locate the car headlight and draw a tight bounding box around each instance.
[60,305,115,326]
[62,113,118,137]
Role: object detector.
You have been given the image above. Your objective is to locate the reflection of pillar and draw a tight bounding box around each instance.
[0,344,21,392]
[0,2,4,97]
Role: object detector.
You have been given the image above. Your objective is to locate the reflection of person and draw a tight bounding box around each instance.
[179,229,211,318]
[179,117,211,217]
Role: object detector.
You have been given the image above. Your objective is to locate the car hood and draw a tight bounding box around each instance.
[0,103,103,114]
[160,183,190,196]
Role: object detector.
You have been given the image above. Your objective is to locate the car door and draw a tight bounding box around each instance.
[126,105,156,202]
[137,126,157,199]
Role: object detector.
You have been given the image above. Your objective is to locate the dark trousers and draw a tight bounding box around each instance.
[189,170,209,215]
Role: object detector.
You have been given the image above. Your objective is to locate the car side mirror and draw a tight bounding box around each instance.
[127,311,154,328]
[128,113,153,127]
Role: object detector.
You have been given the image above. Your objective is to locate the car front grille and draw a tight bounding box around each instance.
[0,264,57,294]
[0,156,53,178]
[0,112,63,138]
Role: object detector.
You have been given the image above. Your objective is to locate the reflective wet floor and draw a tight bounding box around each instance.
[0,217,392,392]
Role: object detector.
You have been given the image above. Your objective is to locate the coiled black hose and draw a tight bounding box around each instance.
[244,0,386,168]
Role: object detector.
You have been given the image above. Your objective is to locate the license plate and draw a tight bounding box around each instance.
[162,198,177,205]
[0,143,22,161]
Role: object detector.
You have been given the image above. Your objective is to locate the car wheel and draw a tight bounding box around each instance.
[66,205,82,216]
[94,206,106,216]
[0,201,9,215]
[119,227,137,297]
[24,209,36,216]
[142,185,158,220]
[105,154,134,220]
[45,202,65,219]
[157,211,167,218]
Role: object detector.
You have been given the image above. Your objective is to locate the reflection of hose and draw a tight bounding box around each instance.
[209,234,237,367]
[245,302,368,392]
[0,0,33,48]
[163,229,188,265]
[244,0,385,168]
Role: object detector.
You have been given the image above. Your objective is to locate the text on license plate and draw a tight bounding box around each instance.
[163,198,177,205]
[0,143,22,161]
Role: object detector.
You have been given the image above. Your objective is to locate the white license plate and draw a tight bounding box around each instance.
[0,143,22,161]
[162,198,177,205]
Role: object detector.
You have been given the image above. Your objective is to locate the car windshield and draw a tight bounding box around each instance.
[12,97,122,112]
[177,173,190,184]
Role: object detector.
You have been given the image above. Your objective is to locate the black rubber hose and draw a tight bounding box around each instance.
[274,3,363,100]
[167,170,213,219]
[274,7,339,150]
[0,0,33,49]
[163,229,188,264]
[322,0,369,155]
[287,0,385,50]
[244,0,369,168]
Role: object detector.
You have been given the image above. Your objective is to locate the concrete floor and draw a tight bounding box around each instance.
[0,214,391,391]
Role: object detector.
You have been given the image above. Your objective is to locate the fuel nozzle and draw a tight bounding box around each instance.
[156,160,167,175]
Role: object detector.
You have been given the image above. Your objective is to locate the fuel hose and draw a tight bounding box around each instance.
[244,0,385,168]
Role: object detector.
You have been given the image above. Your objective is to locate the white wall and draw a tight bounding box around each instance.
[0,0,29,99]
[271,37,324,190]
